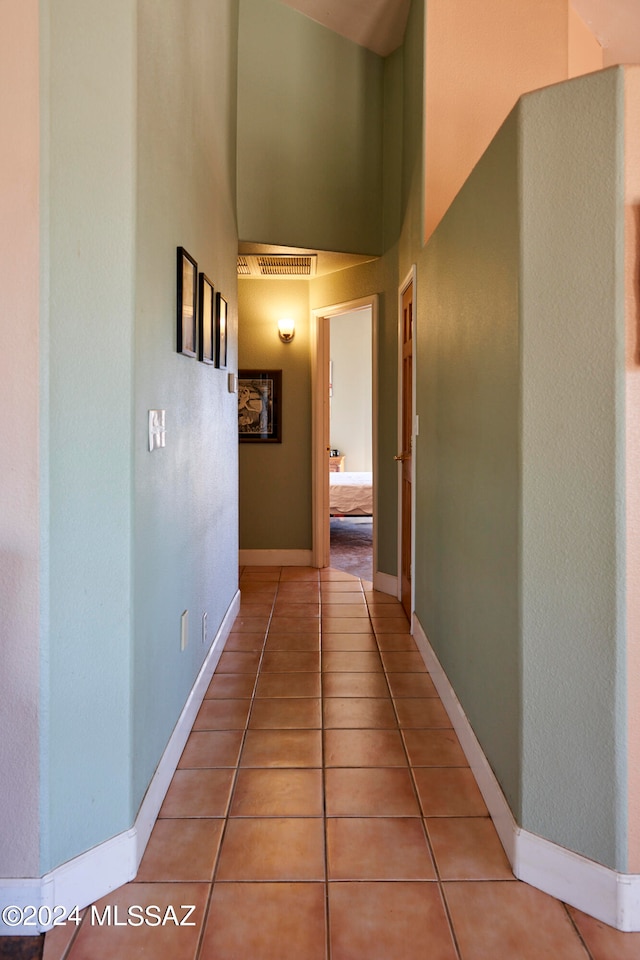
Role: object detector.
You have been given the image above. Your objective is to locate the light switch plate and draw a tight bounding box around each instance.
[228,373,237,394]
[148,410,166,451]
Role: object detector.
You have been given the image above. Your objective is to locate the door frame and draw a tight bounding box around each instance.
[397,266,417,612]
[311,295,379,570]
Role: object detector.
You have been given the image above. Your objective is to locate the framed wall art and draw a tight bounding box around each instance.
[198,273,215,364]
[216,292,228,369]
[177,246,197,357]
[238,370,282,443]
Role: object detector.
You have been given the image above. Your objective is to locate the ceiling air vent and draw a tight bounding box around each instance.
[257,255,316,277]
[238,254,317,279]
[237,255,251,276]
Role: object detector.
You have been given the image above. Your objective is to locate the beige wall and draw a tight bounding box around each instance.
[625,66,640,872]
[0,0,41,876]
[238,279,312,551]
[424,0,602,242]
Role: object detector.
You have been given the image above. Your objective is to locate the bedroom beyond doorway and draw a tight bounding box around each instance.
[328,307,373,582]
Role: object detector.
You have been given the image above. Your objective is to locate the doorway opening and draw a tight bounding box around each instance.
[328,308,373,580]
[311,296,378,580]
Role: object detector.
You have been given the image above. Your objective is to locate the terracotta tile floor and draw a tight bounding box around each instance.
[42,567,640,960]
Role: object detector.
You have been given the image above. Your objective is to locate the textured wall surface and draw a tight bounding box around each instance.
[414,66,628,870]
[415,110,522,814]
[133,0,240,812]
[519,69,624,869]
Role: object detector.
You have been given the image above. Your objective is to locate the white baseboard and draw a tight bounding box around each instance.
[0,589,240,936]
[239,549,313,566]
[372,571,398,596]
[412,614,640,932]
[132,588,240,862]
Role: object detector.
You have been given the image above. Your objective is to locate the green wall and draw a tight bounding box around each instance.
[415,110,522,815]
[133,0,240,811]
[44,0,136,869]
[41,0,240,872]
[237,0,384,254]
[519,70,626,868]
[238,280,312,550]
[413,69,627,870]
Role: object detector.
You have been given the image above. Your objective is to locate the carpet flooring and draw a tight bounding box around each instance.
[329,516,373,582]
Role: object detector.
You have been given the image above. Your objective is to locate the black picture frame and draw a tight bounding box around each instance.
[198,273,215,364]
[238,370,282,443]
[216,292,228,369]
[177,247,197,357]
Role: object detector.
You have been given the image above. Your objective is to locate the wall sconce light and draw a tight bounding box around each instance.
[278,318,295,343]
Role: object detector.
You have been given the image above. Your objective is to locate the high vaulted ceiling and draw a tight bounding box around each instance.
[572,0,640,65]
[243,0,640,279]
[279,0,411,57]
[279,0,640,63]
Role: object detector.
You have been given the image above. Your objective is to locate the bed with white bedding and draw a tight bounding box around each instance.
[329,471,373,516]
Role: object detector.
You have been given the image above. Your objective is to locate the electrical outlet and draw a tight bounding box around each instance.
[202,612,207,645]
[180,610,188,651]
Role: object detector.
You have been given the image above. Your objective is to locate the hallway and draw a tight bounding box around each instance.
[43,567,637,960]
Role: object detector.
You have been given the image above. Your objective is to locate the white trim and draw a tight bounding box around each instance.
[0,590,240,936]
[372,571,397,596]
[239,549,313,567]
[310,309,330,567]
[132,588,240,860]
[371,304,379,585]
[412,614,640,932]
[0,881,46,935]
[411,614,516,859]
[515,830,640,932]
[397,267,417,608]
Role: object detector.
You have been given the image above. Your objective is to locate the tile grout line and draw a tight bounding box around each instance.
[369,594,465,960]
[562,901,596,960]
[55,908,87,960]
[320,574,332,960]
[194,567,281,959]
